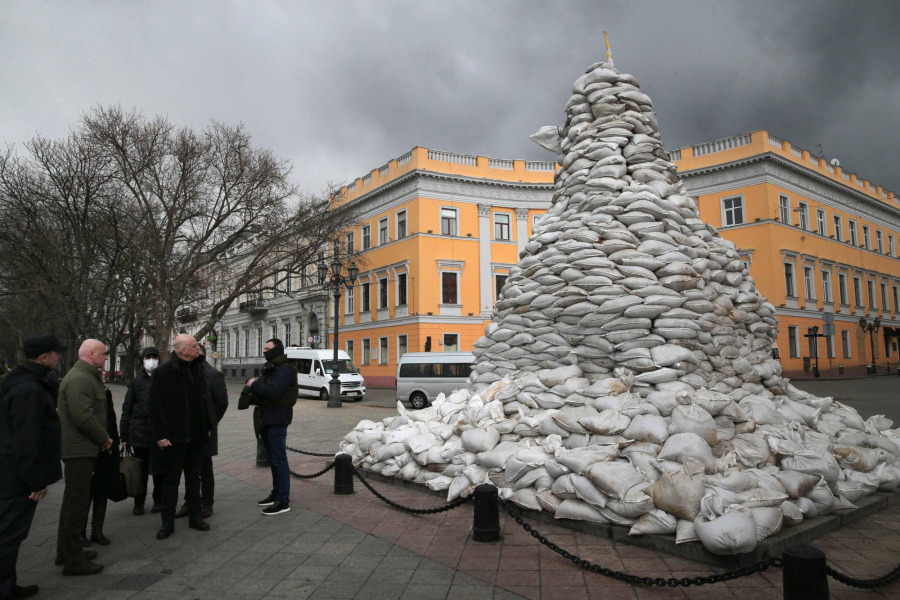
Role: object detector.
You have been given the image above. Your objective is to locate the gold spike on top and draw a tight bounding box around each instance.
[604,31,613,64]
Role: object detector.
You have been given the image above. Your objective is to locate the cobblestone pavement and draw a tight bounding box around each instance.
[16,383,900,599]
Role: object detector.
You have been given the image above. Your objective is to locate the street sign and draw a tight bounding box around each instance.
[823,323,835,336]
[823,312,834,324]
[212,351,219,359]
[306,336,313,343]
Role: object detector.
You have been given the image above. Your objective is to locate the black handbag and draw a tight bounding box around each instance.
[91,449,128,502]
[120,450,146,499]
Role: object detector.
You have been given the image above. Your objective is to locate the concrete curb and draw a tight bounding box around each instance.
[355,468,899,569]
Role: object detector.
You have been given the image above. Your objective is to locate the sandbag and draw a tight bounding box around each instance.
[693,508,758,555]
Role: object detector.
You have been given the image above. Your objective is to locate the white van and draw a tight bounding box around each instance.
[284,347,366,402]
[396,351,475,409]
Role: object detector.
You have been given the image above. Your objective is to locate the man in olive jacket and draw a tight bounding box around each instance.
[56,339,111,576]
[0,335,65,600]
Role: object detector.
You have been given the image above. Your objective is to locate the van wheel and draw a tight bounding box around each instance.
[319,388,329,401]
[410,392,428,410]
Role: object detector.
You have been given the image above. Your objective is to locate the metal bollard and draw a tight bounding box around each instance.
[334,454,354,495]
[782,545,828,600]
[472,484,500,543]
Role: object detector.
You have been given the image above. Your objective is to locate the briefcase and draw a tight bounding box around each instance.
[120,454,146,499]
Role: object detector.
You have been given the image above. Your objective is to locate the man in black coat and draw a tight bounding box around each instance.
[147,335,217,540]
[246,339,298,516]
[175,346,227,519]
[0,335,66,600]
[120,347,163,515]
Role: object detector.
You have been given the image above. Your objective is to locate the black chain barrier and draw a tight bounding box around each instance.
[288,462,335,480]
[351,465,471,515]
[827,564,900,589]
[498,499,780,588]
[286,446,334,458]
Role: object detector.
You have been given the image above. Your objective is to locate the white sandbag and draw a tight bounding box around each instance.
[477,441,521,469]
[832,445,884,472]
[693,508,758,555]
[425,475,454,492]
[556,445,617,474]
[510,487,543,511]
[649,462,705,520]
[585,461,646,501]
[658,433,716,473]
[803,480,835,516]
[581,409,631,435]
[773,471,820,499]
[669,402,717,446]
[536,489,562,513]
[571,474,609,508]
[740,488,788,508]
[623,414,669,444]
[676,519,699,544]
[630,509,677,536]
[749,507,783,541]
[779,500,804,526]
[555,498,609,523]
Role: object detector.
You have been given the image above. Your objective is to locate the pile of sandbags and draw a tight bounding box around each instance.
[338,58,900,556]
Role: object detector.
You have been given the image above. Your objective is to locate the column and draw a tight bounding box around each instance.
[478,203,492,316]
[516,208,529,255]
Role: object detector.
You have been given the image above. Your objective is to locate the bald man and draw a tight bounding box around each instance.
[56,339,111,576]
[148,335,217,540]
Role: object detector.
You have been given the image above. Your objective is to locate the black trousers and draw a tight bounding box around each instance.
[160,442,203,523]
[56,458,94,566]
[186,456,215,508]
[131,446,163,508]
[0,494,37,600]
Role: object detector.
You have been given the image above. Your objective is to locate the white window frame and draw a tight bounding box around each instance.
[868,280,876,309]
[849,220,858,246]
[838,273,848,305]
[361,281,371,312]
[442,332,460,352]
[495,273,508,301]
[379,218,389,245]
[821,270,832,303]
[284,323,291,346]
[826,333,835,359]
[397,334,408,363]
[833,215,843,241]
[889,235,895,257]
[532,213,543,229]
[362,224,371,250]
[876,230,884,253]
[854,277,863,306]
[788,326,799,358]
[396,272,408,306]
[842,330,852,358]
[396,210,407,240]
[816,209,826,236]
[379,337,388,365]
[440,207,458,236]
[804,267,815,300]
[346,232,354,254]
[784,262,797,298]
[345,285,354,314]
[493,211,512,240]
[862,225,871,250]
[346,339,354,362]
[779,195,791,225]
[881,282,889,311]
[893,285,900,313]
[721,196,744,226]
[440,271,460,305]
[378,277,389,309]
[797,202,809,230]
[362,338,371,366]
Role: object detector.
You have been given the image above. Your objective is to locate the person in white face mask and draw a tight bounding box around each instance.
[119,347,164,515]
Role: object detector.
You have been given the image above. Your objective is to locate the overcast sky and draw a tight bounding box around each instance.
[2,1,899,194]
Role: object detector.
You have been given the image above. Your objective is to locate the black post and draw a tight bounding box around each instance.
[782,545,829,600]
[328,287,342,408]
[334,454,354,495]
[870,330,877,375]
[472,484,500,543]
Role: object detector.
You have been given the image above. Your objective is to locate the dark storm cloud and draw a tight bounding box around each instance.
[1,1,898,192]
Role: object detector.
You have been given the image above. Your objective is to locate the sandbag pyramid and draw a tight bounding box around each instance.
[341,57,900,556]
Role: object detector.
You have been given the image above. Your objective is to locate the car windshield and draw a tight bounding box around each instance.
[324,359,359,375]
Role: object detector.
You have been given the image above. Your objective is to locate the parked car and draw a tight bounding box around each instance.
[396,351,475,409]
[284,346,366,402]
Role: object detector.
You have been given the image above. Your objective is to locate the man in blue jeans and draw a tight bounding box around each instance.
[246,339,298,516]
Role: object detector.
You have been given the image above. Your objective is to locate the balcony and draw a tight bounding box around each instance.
[176,308,198,323]
[239,298,268,314]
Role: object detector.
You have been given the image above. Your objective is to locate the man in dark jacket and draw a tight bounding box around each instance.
[175,346,227,520]
[0,335,65,600]
[247,339,297,516]
[148,335,217,540]
[120,347,163,515]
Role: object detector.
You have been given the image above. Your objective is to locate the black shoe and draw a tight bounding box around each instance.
[156,522,175,540]
[262,501,291,516]
[62,561,103,576]
[133,506,145,516]
[257,493,276,507]
[201,506,212,519]
[188,518,210,532]
[14,584,39,599]
[54,550,96,567]
[150,502,162,514]
[174,504,189,519]
[90,530,110,545]
[78,532,90,548]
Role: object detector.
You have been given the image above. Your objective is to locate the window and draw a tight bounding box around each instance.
[379,337,388,365]
[285,323,291,346]
[397,273,407,306]
[441,208,458,236]
[804,267,814,299]
[244,330,249,357]
[347,340,354,362]
[877,231,884,253]
[346,232,354,253]
[441,272,458,304]
[784,263,796,297]
[301,267,307,289]
[494,212,511,240]
[797,202,809,230]
[868,280,876,308]
[854,277,863,306]
[224,333,229,358]
[398,335,407,360]
[379,277,388,309]
[842,330,852,358]
[839,274,848,304]
[833,215,843,241]
[821,270,832,303]
[345,286,354,313]
[270,322,278,340]
[890,235,896,257]
[723,196,744,226]
[495,274,508,301]
[362,339,371,366]
[376,218,388,245]
[285,270,292,294]
[443,333,459,352]
[361,282,370,312]
[826,334,835,359]
[788,326,799,358]
[881,283,889,311]
[532,213,542,229]
[362,225,371,250]
[779,195,791,224]
[894,286,900,313]
[257,327,263,356]
[849,221,858,246]
[863,226,871,249]
[816,209,826,236]
[397,211,407,239]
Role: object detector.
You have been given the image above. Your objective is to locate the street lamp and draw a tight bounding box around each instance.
[859,316,881,374]
[317,242,358,408]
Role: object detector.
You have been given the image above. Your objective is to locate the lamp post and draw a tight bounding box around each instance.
[317,243,358,408]
[859,316,881,375]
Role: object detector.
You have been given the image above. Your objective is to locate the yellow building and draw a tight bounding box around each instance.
[670,130,900,377]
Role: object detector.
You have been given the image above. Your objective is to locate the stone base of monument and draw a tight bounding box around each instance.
[359,469,899,568]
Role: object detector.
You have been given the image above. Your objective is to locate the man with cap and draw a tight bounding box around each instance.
[0,335,65,599]
[120,347,164,515]
[56,339,111,576]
